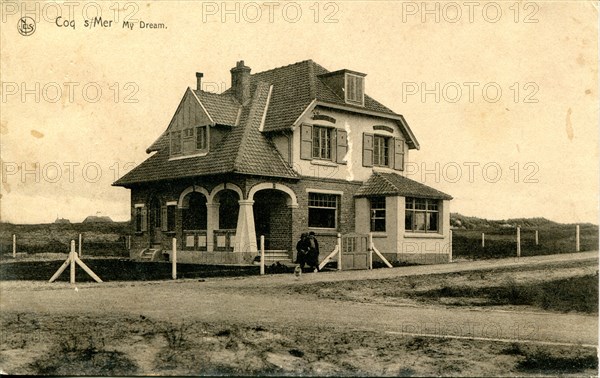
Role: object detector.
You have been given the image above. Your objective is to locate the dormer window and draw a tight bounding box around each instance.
[345,73,364,106]
[170,126,209,157]
[317,69,366,107]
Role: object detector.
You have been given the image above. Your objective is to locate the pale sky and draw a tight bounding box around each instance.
[1,1,598,224]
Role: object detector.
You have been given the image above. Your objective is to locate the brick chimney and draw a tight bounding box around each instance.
[195,72,203,91]
[230,60,251,104]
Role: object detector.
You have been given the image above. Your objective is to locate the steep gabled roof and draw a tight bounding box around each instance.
[147,89,241,153]
[114,59,420,187]
[114,83,296,187]
[225,60,418,148]
[355,172,453,200]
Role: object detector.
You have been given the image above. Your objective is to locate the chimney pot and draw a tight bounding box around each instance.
[195,72,203,91]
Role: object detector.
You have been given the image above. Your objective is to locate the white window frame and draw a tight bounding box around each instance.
[307,192,340,230]
[312,126,332,160]
[405,197,440,233]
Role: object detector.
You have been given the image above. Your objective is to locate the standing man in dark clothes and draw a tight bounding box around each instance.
[295,233,309,268]
[307,231,320,272]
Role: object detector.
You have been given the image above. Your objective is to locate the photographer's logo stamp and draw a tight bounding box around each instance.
[17,17,36,36]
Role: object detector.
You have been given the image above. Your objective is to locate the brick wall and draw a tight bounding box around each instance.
[128,174,364,264]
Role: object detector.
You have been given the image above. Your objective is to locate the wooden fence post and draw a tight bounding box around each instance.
[576,225,580,252]
[260,235,265,275]
[70,240,76,284]
[172,238,177,280]
[481,232,485,248]
[368,233,373,270]
[78,234,82,257]
[516,226,521,257]
[12,234,16,258]
[337,233,342,271]
[535,230,539,246]
[449,229,453,263]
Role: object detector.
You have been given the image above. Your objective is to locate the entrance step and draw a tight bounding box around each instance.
[253,250,292,265]
[139,248,162,261]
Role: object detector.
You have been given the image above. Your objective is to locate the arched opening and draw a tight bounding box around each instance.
[253,189,292,251]
[213,189,240,251]
[182,192,207,230]
[181,191,208,250]
[217,190,239,230]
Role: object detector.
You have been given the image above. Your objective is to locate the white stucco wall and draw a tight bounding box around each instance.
[288,107,410,182]
[355,196,451,264]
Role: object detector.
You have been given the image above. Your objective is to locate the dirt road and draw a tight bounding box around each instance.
[1,252,597,347]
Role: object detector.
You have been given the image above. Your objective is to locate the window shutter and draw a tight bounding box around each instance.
[387,137,394,168]
[141,208,148,232]
[161,206,168,231]
[362,133,374,167]
[300,124,313,160]
[336,129,348,164]
[394,138,405,171]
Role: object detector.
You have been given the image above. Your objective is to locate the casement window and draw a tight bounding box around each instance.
[363,133,405,171]
[308,192,339,229]
[370,197,386,232]
[405,197,439,233]
[300,124,347,164]
[312,126,332,160]
[196,126,208,150]
[135,206,147,232]
[170,131,182,154]
[373,135,390,167]
[345,74,364,106]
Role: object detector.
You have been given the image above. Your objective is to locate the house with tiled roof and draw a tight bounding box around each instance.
[114,60,452,265]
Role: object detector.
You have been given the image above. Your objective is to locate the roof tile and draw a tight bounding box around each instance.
[355,172,453,200]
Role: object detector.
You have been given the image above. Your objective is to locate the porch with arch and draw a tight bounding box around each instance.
[175,182,298,262]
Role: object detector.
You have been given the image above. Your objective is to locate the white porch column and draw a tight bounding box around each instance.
[206,203,220,252]
[234,200,257,253]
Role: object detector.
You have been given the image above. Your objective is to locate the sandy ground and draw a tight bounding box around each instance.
[0,251,597,375]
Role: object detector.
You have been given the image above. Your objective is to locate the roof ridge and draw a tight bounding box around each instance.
[376,171,401,191]
[307,60,317,99]
[251,59,315,77]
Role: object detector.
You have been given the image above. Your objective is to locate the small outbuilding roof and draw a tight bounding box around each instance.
[355,172,453,200]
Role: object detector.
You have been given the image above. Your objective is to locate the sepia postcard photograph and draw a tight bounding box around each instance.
[0,0,598,376]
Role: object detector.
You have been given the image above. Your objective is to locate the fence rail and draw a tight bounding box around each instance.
[451,224,598,260]
[1,233,130,258]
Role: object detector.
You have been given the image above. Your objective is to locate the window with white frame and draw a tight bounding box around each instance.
[312,126,332,160]
[373,135,390,167]
[308,192,339,229]
[405,197,439,232]
[370,197,386,232]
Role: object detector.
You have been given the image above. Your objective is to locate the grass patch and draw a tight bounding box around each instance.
[418,275,598,313]
[501,343,598,374]
[28,333,137,375]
